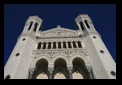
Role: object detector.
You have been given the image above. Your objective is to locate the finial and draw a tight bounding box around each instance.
[57,25,61,28]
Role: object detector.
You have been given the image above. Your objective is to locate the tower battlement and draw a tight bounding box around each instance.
[26,15,42,23]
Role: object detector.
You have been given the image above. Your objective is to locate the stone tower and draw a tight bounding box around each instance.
[4,14,116,79]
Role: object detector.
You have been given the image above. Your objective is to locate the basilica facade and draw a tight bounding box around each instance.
[4,14,116,79]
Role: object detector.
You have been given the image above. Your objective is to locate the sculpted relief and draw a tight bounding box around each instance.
[32,49,88,59]
[40,27,79,38]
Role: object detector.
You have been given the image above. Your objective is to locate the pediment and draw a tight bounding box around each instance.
[40,26,78,38]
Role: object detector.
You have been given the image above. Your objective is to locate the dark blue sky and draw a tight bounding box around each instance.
[4,4,116,65]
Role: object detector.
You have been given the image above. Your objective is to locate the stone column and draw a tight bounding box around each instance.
[75,42,78,48]
[71,42,73,49]
[48,67,54,79]
[51,42,53,49]
[28,67,36,79]
[87,66,94,79]
[66,42,68,49]
[56,42,58,49]
[81,42,84,48]
[68,66,73,79]
[46,42,48,49]
[30,21,35,32]
[61,42,63,49]
[49,71,53,79]
[41,43,44,49]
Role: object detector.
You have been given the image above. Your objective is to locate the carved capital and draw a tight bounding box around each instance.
[86,65,92,72]
[29,67,36,74]
[48,67,54,72]
[67,66,73,72]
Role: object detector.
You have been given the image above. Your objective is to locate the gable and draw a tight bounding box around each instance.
[39,26,79,38]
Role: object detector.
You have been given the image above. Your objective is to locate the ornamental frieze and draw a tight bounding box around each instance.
[32,49,89,58]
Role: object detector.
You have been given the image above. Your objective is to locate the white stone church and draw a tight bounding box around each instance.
[4,14,116,79]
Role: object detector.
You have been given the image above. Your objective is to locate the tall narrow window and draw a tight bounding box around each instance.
[48,42,51,49]
[37,42,41,49]
[77,41,82,48]
[34,22,38,32]
[68,41,72,48]
[58,42,61,49]
[53,42,56,49]
[79,21,85,31]
[63,42,66,48]
[84,20,90,28]
[42,42,46,49]
[73,41,77,48]
[28,21,33,30]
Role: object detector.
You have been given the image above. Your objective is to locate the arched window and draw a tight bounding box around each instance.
[68,41,72,48]
[53,42,56,49]
[84,20,90,28]
[79,21,85,31]
[73,41,77,48]
[37,42,41,49]
[54,58,68,79]
[77,41,82,48]
[63,42,66,48]
[48,42,51,49]
[58,42,61,49]
[28,21,33,30]
[32,59,48,79]
[42,42,46,49]
[34,22,38,32]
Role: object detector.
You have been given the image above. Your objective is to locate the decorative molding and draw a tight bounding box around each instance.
[27,16,42,23]
[32,49,89,59]
[75,14,90,22]
[40,27,79,38]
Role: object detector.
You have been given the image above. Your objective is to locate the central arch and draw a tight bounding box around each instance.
[32,59,48,79]
[53,58,69,79]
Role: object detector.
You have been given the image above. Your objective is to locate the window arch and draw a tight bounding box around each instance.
[48,42,51,49]
[68,41,72,48]
[42,42,46,49]
[84,20,90,29]
[58,42,61,49]
[72,58,90,79]
[37,42,41,49]
[32,59,49,79]
[63,42,67,48]
[28,21,33,30]
[53,58,68,79]
[34,22,38,32]
[72,41,77,48]
[79,21,85,31]
[77,41,82,48]
[53,42,56,49]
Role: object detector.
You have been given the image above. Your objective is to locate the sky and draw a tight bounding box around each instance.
[4,4,116,65]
